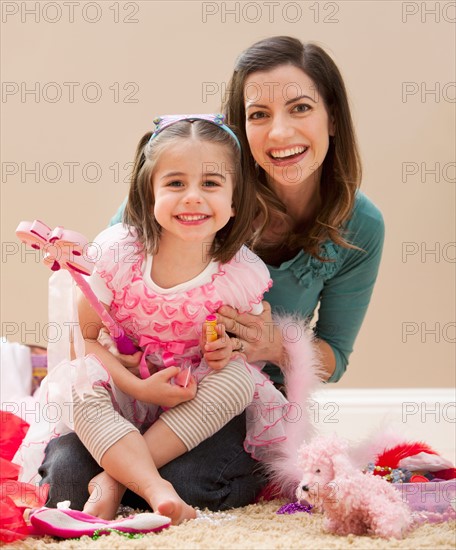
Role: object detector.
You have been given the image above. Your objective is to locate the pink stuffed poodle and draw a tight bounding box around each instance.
[296,434,412,539]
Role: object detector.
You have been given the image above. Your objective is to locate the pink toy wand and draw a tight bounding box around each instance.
[16,220,139,359]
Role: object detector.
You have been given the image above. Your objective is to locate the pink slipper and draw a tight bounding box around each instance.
[30,508,171,538]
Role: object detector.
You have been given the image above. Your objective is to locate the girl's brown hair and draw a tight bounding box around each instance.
[123,119,257,264]
[222,36,362,259]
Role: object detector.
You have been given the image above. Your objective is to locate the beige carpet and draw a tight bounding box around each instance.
[5,500,456,549]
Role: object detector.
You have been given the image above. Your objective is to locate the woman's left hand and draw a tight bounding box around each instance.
[217,301,284,365]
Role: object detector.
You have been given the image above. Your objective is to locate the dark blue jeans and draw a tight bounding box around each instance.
[38,412,267,512]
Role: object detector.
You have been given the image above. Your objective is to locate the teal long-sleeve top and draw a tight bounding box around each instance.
[109,191,385,383]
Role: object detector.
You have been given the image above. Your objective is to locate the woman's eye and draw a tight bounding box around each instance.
[293,103,311,113]
[248,111,267,120]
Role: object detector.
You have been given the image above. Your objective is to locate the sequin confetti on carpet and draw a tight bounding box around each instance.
[277,502,313,515]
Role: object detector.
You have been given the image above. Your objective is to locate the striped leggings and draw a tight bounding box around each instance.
[73,358,254,465]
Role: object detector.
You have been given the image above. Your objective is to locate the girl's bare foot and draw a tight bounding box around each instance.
[83,471,125,520]
[147,479,196,525]
[157,499,197,525]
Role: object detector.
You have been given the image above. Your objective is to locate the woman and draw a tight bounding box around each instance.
[219,36,384,384]
[38,36,384,512]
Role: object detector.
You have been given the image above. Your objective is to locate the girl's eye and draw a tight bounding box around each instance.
[293,103,311,113]
[203,180,220,187]
[167,180,183,187]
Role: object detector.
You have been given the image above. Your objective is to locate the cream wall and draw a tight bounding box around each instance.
[1,1,455,389]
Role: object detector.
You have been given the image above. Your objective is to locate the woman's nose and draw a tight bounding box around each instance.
[268,115,294,141]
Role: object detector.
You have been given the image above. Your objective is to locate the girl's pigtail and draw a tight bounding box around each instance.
[124,132,153,253]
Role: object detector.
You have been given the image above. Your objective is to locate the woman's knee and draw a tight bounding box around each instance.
[38,433,102,509]
[158,412,266,511]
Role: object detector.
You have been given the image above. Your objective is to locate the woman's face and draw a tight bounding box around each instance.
[244,64,334,190]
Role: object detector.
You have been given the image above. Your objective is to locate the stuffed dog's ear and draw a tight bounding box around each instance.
[330,451,354,478]
[323,435,353,477]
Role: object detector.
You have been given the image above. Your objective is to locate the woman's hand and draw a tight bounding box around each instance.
[202,323,234,371]
[137,366,197,407]
[217,301,284,365]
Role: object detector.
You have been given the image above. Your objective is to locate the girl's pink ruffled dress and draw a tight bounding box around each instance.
[14,225,291,484]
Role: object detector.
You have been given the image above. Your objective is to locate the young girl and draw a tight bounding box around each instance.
[18,114,290,525]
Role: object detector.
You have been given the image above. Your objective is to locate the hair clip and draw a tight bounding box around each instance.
[149,114,241,149]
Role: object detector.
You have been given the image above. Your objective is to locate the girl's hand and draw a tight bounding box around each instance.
[202,323,234,371]
[137,366,197,407]
[115,351,145,376]
[217,301,284,365]
[98,328,151,377]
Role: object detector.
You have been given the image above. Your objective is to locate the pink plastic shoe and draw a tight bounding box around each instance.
[30,508,171,538]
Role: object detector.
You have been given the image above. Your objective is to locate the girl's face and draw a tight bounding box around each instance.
[152,139,235,248]
[244,64,334,190]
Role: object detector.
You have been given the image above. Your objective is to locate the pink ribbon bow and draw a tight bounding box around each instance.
[138,335,199,379]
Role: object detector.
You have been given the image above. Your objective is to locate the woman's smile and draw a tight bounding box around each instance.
[267,144,309,166]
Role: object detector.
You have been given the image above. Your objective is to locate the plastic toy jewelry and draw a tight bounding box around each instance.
[172,315,218,388]
[16,220,138,356]
[204,314,218,342]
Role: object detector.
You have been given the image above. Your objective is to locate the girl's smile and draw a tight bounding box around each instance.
[175,213,212,224]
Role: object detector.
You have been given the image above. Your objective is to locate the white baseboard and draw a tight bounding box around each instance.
[311,388,456,463]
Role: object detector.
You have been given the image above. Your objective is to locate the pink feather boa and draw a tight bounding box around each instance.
[263,313,325,498]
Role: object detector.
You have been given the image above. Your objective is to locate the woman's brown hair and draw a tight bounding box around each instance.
[222,36,362,260]
[123,119,257,264]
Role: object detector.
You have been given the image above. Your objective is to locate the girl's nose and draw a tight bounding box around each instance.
[183,188,202,204]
